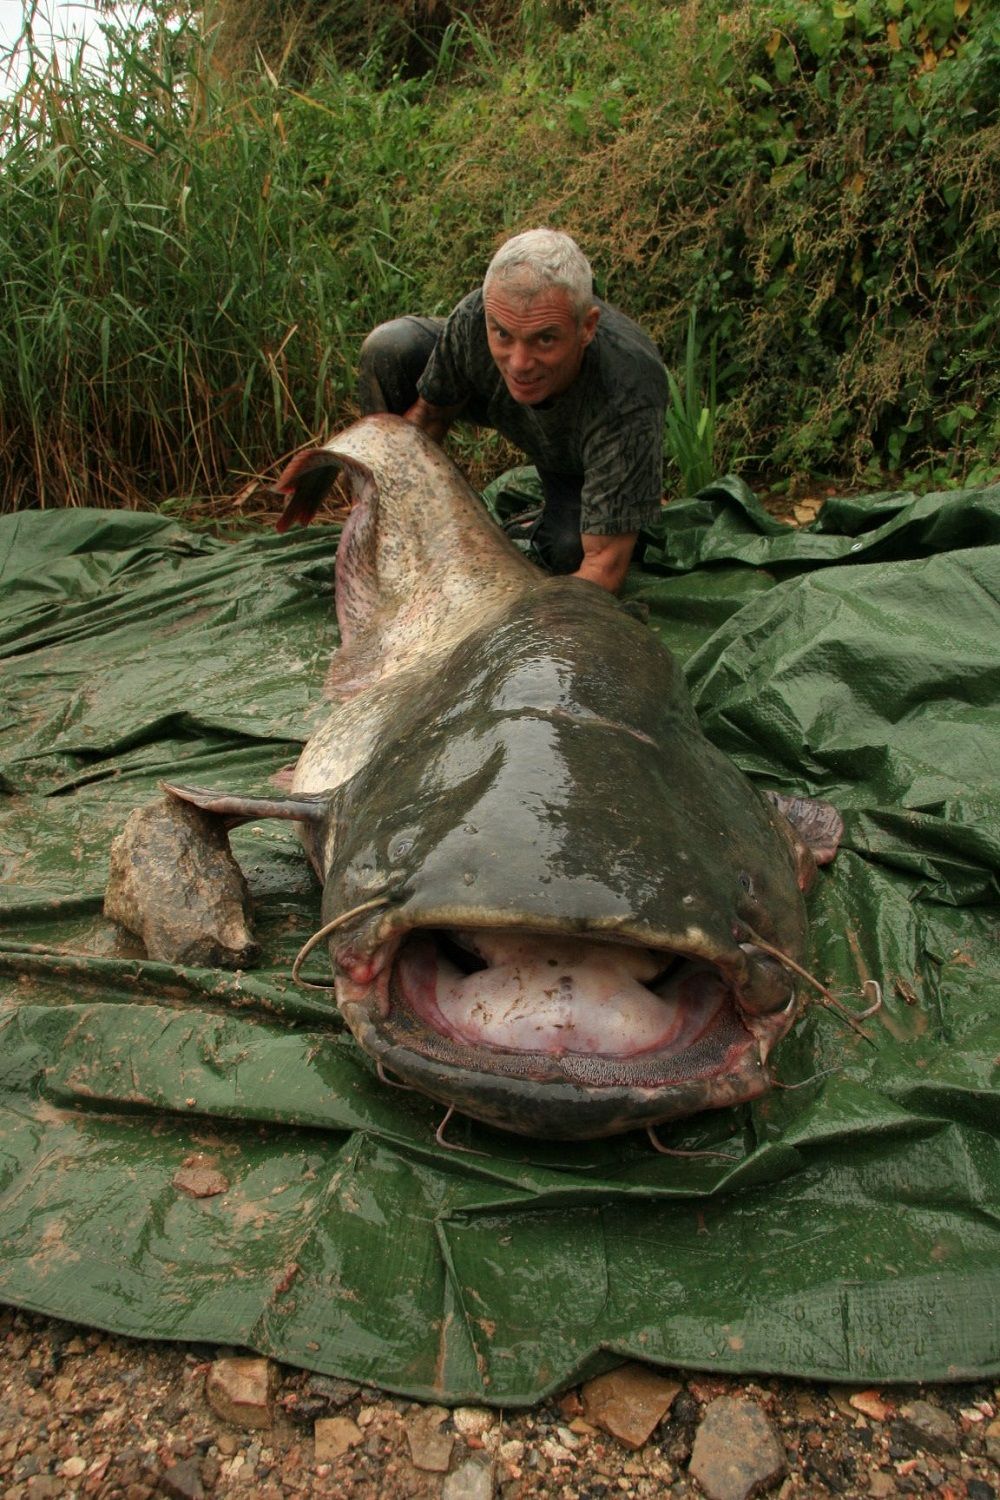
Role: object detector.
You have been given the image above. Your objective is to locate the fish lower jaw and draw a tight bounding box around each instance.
[334,927,793,1139]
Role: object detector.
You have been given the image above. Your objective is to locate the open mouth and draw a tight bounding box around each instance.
[337,927,780,1102]
[399,929,730,1059]
[506,375,546,401]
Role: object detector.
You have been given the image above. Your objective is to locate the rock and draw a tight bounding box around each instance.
[61,1456,86,1477]
[867,1472,897,1497]
[442,1456,495,1500]
[895,1400,959,1455]
[581,1363,682,1449]
[307,1376,361,1409]
[171,1157,229,1199]
[406,1407,455,1472]
[542,1436,575,1464]
[204,1357,276,1429]
[688,1396,787,1500]
[154,1458,206,1500]
[791,1392,825,1422]
[453,1407,497,1439]
[104,796,258,968]
[24,1479,64,1499]
[283,1394,329,1426]
[313,1416,363,1461]
[849,1390,893,1423]
[557,1390,584,1420]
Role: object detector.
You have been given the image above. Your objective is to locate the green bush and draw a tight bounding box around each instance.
[0,0,996,510]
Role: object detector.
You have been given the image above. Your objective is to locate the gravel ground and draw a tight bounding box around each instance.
[1,1306,997,1500]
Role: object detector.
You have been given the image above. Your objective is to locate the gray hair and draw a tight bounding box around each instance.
[483,228,595,320]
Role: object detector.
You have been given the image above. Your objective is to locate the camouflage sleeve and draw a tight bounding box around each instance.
[416,295,481,408]
[579,406,665,535]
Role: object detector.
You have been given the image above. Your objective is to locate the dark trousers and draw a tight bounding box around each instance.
[357,317,585,574]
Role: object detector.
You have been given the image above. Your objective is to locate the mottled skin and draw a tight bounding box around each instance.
[168,415,815,1140]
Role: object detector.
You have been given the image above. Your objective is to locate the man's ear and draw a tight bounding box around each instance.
[580,305,600,346]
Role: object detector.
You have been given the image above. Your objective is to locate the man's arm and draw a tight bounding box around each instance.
[404,396,465,445]
[574,532,637,594]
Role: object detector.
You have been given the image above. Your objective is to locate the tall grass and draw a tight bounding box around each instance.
[0,6,434,510]
[663,310,718,498]
[1,0,997,512]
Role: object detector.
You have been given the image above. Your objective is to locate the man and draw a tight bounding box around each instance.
[357,228,668,594]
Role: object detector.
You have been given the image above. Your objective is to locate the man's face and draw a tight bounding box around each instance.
[484,285,599,405]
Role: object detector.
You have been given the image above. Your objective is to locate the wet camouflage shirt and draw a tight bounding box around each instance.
[417,289,668,536]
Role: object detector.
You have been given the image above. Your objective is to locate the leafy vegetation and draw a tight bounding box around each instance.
[0,0,997,510]
[663,311,719,497]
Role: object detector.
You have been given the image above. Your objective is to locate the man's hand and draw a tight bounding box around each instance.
[403,397,465,445]
[574,532,637,594]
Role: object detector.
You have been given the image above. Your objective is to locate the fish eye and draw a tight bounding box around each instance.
[388,833,415,862]
[738,871,755,896]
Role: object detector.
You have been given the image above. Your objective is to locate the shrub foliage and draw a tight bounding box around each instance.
[0,0,997,510]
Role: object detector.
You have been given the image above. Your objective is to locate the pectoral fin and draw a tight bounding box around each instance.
[272,451,343,532]
[161,780,330,829]
[765,790,844,867]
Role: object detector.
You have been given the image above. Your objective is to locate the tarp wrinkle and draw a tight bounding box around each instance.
[1,479,998,1401]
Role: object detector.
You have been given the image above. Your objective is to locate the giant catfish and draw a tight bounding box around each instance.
[166,414,842,1142]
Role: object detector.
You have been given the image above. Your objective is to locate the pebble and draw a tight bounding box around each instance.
[204,1357,276,1430]
[850,1389,894,1422]
[153,1457,205,1500]
[442,1456,495,1500]
[689,1396,787,1500]
[405,1407,455,1472]
[314,1415,363,1460]
[541,1437,574,1463]
[306,1375,361,1408]
[895,1399,959,1455]
[453,1406,497,1438]
[793,1392,825,1421]
[171,1162,229,1199]
[581,1363,682,1449]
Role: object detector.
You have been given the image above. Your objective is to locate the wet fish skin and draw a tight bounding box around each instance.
[166,415,817,1140]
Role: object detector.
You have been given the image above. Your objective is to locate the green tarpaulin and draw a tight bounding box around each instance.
[1,478,998,1404]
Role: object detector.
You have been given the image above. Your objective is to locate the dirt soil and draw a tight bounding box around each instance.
[1,1304,998,1500]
